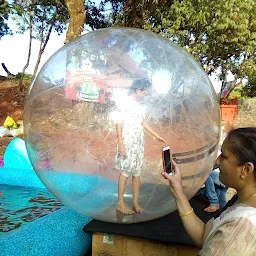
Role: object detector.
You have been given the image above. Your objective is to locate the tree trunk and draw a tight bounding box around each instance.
[65,1,93,125]
[220,64,228,99]
[32,23,54,81]
[32,46,43,82]
[65,0,86,43]
[19,15,33,89]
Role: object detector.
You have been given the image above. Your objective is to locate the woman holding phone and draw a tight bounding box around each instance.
[162,127,256,255]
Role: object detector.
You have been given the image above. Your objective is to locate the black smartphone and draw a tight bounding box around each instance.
[162,145,172,174]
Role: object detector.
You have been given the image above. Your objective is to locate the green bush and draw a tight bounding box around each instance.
[228,79,256,99]
[241,82,256,98]
[15,72,33,81]
[229,90,241,99]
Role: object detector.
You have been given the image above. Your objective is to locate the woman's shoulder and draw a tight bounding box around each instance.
[210,202,256,239]
[201,203,256,255]
[220,203,256,221]
[200,214,256,256]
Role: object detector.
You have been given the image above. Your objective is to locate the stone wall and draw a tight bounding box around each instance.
[234,98,256,127]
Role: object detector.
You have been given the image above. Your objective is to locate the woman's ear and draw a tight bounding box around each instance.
[241,162,254,179]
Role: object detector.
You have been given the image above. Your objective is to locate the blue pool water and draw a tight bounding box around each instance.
[0,184,64,233]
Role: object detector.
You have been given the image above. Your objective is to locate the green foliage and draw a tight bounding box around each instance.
[0,0,12,39]
[236,57,256,97]
[104,0,256,97]
[12,0,70,81]
[228,80,256,98]
[86,0,111,30]
[241,78,256,98]
[228,86,243,99]
[13,0,69,38]
[152,0,255,72]
[15,72,32,81]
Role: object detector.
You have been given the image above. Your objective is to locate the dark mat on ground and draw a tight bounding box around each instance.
[83,194,219,247]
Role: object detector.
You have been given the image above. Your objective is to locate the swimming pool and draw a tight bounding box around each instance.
[0,138,93,255]
[0,184,64,233]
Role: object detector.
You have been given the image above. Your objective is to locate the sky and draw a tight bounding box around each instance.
[0,23,66,77]
[0,17,234,94]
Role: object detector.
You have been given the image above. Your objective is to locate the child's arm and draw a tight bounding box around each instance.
[143,121,166,144]
[116,122,126,156]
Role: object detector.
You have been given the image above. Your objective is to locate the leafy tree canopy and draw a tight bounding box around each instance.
[13,0,69,38]
[0,0,12,39]
[102,0,256,96]
[105,1,255,76]
[86,0,111,30]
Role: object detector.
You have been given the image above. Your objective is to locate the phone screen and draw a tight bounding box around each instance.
[162,146,172,174]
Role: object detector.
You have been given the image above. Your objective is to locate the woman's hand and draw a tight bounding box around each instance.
[162,160,184,198]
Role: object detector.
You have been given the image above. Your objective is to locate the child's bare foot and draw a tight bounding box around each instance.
[204,204,219,212]
[117,202,134,215]
[133,202,144,213]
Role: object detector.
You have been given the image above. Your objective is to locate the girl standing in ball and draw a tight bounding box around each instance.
[115,79,166,215]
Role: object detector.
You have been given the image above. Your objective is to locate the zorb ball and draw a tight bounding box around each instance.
[24,28,220,223]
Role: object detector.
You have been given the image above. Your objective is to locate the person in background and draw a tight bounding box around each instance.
[202,122,231,212]
[162,127,256,255]
[203,166,228,212]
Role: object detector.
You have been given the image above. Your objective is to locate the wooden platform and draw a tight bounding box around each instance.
[92,233,198,256]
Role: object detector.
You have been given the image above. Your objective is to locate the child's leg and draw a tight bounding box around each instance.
[132,175,143,213]
[204,173,219,212]
[216,186,228,209]
[117,174,134,214]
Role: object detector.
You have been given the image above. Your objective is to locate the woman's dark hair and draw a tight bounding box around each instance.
[129,79,152,95]
[226,127,256,167]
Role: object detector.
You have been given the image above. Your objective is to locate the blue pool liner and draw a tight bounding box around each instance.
[0,138,93,255]
[0,207,92,256]
[0,166,46,189]
[3,137,33,170]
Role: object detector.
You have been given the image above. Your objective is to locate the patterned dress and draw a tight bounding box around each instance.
[115,99,145,177]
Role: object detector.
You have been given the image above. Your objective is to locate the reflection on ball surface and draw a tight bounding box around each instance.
[24,28,220,223]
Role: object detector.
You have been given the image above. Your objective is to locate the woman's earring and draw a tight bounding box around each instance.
[240,174,246,180]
